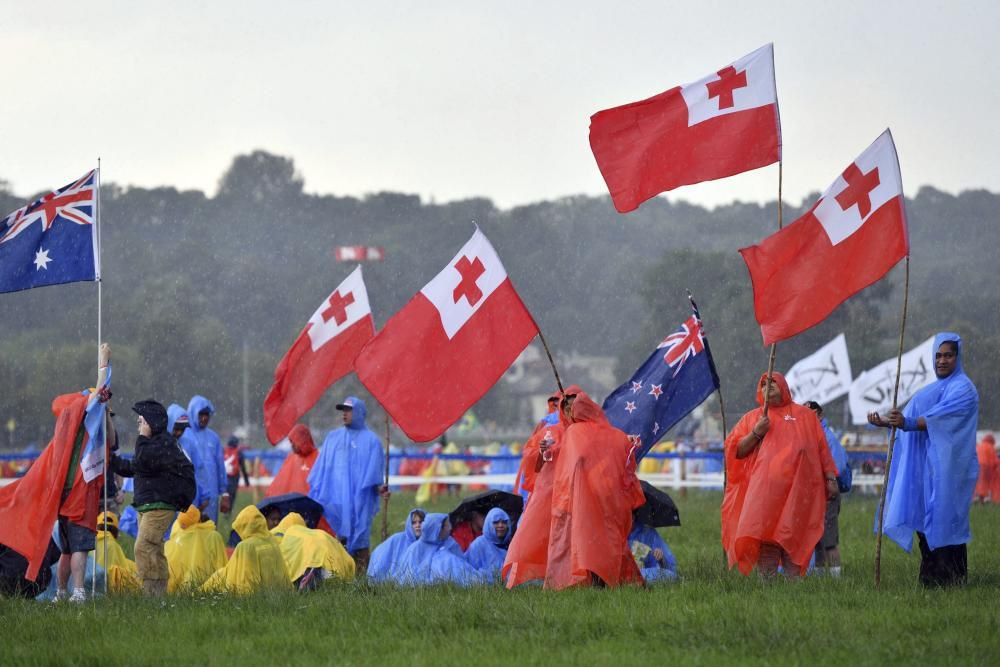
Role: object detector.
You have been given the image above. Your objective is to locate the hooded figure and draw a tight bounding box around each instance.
[267,424,319,497]
[544,391,646,590]
[307,397,384,560]
[165,506,228,593]
[878,332,979,587]
[368,508,425,582]
[270,512,355,588]
[466,507,512,578]
[974,434,997,503]
[94,511,141,594]
[201,505,291,594]
[503,385,581,588]
[628,522,678,583]
[722,372,837,577]
[392,513,485,587]
[186,395,227,522]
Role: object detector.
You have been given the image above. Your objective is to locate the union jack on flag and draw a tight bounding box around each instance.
[0,169,100,294]
[602,297,720,460]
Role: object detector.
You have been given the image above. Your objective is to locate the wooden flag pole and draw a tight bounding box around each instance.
[536,330,565,397]
[875,255,911,588]
[381,414,392,541]
[761,159,784,419]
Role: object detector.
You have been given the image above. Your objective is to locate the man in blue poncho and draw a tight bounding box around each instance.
[308,396,387,573]
[392,513,486,587]
[185,396,229,522]
[466,507,512,579]
[806,400,851,577]
[869,332,979,587]
[367,508,425,582]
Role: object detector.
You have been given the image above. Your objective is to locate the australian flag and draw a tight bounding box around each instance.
[602,298,721,461]
[0,170,99,294]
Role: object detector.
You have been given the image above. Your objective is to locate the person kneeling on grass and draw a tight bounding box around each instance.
[202,505,291,594]
[367,508,426,582]
[628,521,677,584]
[110,400,197,596]
[465,508,512,580]
[165,505,227,593]
[270,512,354,590]
[392,513,486,587]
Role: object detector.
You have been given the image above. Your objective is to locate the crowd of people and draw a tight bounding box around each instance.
[0,331,989,599]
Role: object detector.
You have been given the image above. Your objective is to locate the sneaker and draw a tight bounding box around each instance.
[52,588,69,603]
[69,588,88,603]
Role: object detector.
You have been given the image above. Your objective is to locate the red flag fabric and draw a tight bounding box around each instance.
[355,228,539,442]
[263,267,375,444]
[0,392,91,581]
[589,44,781,213]
[740,129,909,345]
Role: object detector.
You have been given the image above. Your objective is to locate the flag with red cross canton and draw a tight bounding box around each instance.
[740,129,908,345]
[589,44,781,213]
[355,228,539,442]
[264,266,375,444]
[602,300,721,461]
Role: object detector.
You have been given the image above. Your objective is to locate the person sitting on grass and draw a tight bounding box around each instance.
[465,508,512,579]
[94,511,141,594]
[367,508,426,582]
[628,521,677,584]
[165,505,227,593]
[392,513,485,587]
[201,505,291,594]
[270,512,355,590]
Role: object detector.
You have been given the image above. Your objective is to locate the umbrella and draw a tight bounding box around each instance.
[229,493,326,547]
[633,481,681,528]
[449,489,524,527]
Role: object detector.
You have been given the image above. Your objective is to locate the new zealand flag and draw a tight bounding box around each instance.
[0,170,99,294]
[602,299,721,461]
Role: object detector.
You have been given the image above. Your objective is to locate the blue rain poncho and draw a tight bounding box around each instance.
[628,522,678,583]
[368,508,424,582]
[186,396,226,521]
[307,397,384,553]
[880,332,980,552]
[465,507,511,578]
[392,513,486,587]
[820,418,850,476]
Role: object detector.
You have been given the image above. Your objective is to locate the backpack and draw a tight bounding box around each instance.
[837,464,853,494]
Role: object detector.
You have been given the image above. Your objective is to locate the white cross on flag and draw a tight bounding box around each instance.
[263,266,375,443]
[355,228,539,442]
[740,129,909,345]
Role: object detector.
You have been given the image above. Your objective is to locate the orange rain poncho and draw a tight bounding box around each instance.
[543,391,646,590]
[165,506,228,593]
[266,424,319,497]
[975,434,998,501]
[721,372,837,575]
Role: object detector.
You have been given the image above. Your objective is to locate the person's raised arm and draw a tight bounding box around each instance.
[736,415,769,459]
[90,343,111,407]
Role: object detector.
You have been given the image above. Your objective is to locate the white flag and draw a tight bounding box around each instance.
[848,336,936,425]
[784,333,853,405]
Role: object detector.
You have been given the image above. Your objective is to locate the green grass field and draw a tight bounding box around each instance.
[3,490,1000,666]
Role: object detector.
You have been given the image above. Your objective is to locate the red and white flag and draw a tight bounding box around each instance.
[355,228,539,442]
[740,129,909,345]
[263,266,375,444]
[589,44,781,213]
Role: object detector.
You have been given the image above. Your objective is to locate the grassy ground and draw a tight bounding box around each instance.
[3,490,1000,666]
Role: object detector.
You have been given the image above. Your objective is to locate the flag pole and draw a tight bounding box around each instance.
[874,255,910,588]
[97,158,107,599]
[536,330,565,396]
[761,159,784,419]
[381,413,391,541]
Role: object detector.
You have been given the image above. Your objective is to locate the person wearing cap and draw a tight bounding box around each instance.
[307,396,388,573]
[186,395,229,522]
[93,511,140,594]
[110,399,196,596]
[805,400,851,577]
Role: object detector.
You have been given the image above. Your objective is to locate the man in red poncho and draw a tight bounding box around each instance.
[722,372,839,578]
[543,390,646,590]
[266,424,318,497]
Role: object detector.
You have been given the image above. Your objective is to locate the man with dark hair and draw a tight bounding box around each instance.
[805,400,850,577]
[870,333,980,587]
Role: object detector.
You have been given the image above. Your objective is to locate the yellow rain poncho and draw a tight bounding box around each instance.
[201,505,291,594]
[271,512,355,582]
[94,512,140,594]
[165,506,228,593]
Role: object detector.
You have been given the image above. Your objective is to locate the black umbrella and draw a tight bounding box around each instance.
[633,481,681,528]
[229,493,326,547]
[449,489,524,527]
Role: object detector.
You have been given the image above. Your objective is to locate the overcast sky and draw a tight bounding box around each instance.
[3,1,997,210]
